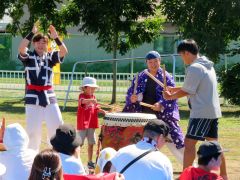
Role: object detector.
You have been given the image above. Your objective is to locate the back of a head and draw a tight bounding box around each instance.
[177,39,199,55]
[3,123,29,150]
[197,141,223,166]
[29,149,63,180]
[50,124,81,156]
[143,119,169,138]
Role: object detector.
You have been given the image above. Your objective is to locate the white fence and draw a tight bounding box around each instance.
[0,70,185,92]
[0,70,185,107]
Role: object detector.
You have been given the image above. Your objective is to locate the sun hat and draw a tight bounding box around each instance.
[145,51,161,60]
[95,147,117,173]
[50,124,81,155]
[197,141,228,158]
[81,77,99,88]
[0,163,6,176]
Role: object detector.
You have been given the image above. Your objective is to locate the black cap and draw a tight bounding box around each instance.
[144,119,169,137]
[197,141,226,158]
[50,124,81,154]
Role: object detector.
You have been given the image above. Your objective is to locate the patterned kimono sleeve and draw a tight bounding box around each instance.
[158,72,177,111]
[122,75,139,112]
[49,51,64,66]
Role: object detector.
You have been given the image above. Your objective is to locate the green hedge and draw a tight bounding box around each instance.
[218,63,240,105]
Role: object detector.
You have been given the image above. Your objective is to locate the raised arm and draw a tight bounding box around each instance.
[18,25,37,57]
[49,25,68,58]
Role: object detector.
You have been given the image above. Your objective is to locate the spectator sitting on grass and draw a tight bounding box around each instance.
[29,149,63,180]
[95,147,117,174]
[50,124,86,175]
[0,123,37,180]
[180,141,226,180]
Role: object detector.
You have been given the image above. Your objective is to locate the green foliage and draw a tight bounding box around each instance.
[0,60,17,70]
[64,0,163,57]
[1,0,71,37]
[218,63,240,105]
[0,34,13,70]
[160,0,240,62]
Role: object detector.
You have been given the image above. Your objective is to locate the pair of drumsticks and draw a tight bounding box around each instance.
[135,65,167,109]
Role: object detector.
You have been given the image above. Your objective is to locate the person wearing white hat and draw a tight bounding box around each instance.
[77,77,107,170]
[95,147,117,174]
[0,123,37,180]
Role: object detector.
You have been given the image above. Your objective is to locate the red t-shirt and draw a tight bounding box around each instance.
[180,166,223,180]
[77,93,99,130]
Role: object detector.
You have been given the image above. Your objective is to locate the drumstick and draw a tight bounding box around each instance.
[98,102,113,108]
[162,64,167,91]
[98,103,122,112]
[139,102,155,108]
[133,72,139,95]
[144,69,164,88]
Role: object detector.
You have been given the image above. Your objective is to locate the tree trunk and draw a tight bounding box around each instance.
[111,31,118,104]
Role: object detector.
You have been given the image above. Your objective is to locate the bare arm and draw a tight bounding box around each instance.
[166,86,181,94]
[18,25,37,57]
[98,108,107,115]
[163,88,189,100]
[81,98,96,105]
[49,25,68,58]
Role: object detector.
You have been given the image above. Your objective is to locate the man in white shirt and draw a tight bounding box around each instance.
[110,119,173,180]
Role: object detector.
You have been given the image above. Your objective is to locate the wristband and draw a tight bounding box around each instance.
[54,37,62,46]
[25,32,34,41]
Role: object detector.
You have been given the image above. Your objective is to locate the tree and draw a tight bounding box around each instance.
[218,63,240,105]
[64,0,163,103]
[0,0,72,37]
[1,0,163,104]
[160,0,240,62]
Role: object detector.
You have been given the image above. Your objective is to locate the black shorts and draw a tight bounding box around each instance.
[186,118,218,141]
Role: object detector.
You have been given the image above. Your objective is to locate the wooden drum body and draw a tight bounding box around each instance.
[101,113,156,150]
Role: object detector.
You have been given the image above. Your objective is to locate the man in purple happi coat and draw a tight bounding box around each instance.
[123,51,184,164]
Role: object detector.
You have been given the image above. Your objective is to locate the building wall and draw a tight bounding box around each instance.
[12,34,154,63]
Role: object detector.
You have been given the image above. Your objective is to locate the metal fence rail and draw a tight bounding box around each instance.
[0,54,185,110]
[0,71,185,91]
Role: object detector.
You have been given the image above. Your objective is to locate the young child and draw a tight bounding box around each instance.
[77,77,106,170]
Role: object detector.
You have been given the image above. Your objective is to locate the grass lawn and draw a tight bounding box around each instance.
[0,91,240,179]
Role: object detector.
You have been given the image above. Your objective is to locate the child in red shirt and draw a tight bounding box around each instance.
[180,141,226,180]
[77,77,106,170]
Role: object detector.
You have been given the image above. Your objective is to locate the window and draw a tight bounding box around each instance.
[154,36,175,54]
